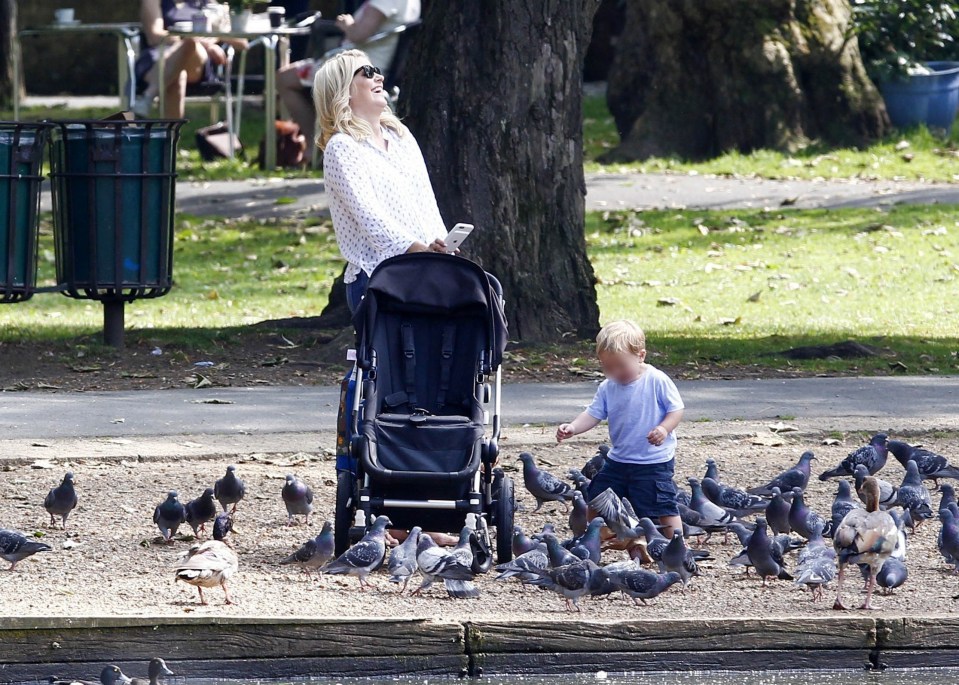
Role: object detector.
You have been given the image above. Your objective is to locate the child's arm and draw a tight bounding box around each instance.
[647,408,684,446]
[556,412,601,442]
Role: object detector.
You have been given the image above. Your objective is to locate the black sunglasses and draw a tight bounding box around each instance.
[353,65,382,79]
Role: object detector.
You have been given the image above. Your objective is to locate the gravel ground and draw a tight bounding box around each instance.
[2,424,958,619]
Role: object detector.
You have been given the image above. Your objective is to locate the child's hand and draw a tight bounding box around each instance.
[647,425,668,446]
[556,424,575,442]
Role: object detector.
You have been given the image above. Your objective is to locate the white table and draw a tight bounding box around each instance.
[13,22,141,119]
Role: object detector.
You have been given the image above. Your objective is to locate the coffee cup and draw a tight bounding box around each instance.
[267,6,286,28]
[192,12,209,31]
[54,8,75,24]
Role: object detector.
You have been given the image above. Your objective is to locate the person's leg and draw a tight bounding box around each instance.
[277,61,316,158]
[156,38,209,119]
[627,460,681,540]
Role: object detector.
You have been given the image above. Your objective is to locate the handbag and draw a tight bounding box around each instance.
[195,121,242,161]
[258,120,308,169]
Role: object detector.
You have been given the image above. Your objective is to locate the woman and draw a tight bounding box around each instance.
[313,48,449,313]
[134,0,244,119]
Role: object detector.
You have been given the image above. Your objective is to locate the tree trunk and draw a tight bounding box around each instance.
[398,1,602,342]
[0,0,15,109]
[604,0,889,162]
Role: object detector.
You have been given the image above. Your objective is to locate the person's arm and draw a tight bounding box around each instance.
[647,374,685,446]
[335,6,387,44]
[140,0,167,48]
[556,412,602,442]
[647,409,684,446]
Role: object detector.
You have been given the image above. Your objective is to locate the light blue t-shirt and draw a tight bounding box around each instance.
[585,365,684,465]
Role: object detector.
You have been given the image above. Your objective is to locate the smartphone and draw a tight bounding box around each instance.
[444,223,474,253]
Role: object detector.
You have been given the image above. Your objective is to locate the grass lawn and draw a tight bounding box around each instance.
[3,204,957,377]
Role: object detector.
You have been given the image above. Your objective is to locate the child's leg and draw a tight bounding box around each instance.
[656,514,682,539]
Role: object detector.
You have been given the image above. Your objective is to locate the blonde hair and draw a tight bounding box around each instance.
[595,320,646,356]
[313,49,406,151]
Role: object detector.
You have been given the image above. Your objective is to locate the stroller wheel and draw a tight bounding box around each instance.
[494,475,515,563]
[334,469,355,555]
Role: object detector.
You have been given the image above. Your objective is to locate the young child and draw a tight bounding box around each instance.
[557,319,684,539]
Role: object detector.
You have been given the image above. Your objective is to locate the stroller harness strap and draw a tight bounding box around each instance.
[401,322,418,409]
[437,323,457,408]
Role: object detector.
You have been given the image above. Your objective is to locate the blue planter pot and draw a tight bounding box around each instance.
[880,61,959,130]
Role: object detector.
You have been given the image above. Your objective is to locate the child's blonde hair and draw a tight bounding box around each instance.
[595,320,646,356]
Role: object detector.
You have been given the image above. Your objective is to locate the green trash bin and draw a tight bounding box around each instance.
[0,122,51,303]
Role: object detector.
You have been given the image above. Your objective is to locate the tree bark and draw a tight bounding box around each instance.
[0,0,16,109]
[398,1,602,342]
[604,0,889,162]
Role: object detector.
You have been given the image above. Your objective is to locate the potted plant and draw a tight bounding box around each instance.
[852,0,959,130]
[225,0,256,32]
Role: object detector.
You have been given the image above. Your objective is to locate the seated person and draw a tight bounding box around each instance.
[276,0,420,162]
[134,0,246,118]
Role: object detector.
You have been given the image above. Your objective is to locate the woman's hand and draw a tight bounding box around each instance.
[335,13,355,31]
[429,238,455,253]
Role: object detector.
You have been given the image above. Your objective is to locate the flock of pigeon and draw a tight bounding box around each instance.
[4,433,959,614]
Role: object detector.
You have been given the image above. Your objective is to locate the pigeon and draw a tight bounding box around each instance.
[820,433,888,480]
[511,526,537,557]
[174,539,238,605]
[661,531,700,586]
[581,444,609,480]
[675,488,692,508]
[588,488,642,541]
[518,452,575,512]
[688,478,737,530]
[940,484,958,514]
[281,521,335,578]
[853,464,898,510]
[730,530,801,575]
[938,508,959,574]
[748,451,816,497]
[567,469,592,494]
[212,513,233,542]
[701,476,767,518]
[0,528,52,571]
[828,480,862,538]
[793,520,836,601]
[765,487,792,535]
[387,525,422,592]
[888,440,959,488]
[568,517,604,563]
[282,474,314,526]
[321,515,391,589]
[526,558,601,611]
[447,526,481,596]
[44,471,78,528]
[153,491,187,543]
[214,465,246,513]
[638,517,670,564]
[495,543,549,582]
[788,487,827,541]
[746,518,793,585]
[129,658,174,685]
[569,491,589,537]
[873,558,908,595]
[832,476,898,610]
[531,522,557,541]
[896,460,935,522]
[677,502,731,539]
[413,530,479,599]
[704,458,721,483]
[543,532,579,567]
[184,488,217,536]
[608,568,683,606]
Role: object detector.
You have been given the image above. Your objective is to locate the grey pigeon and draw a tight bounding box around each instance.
[938,508,959,573]
[828,480,862,538]
[387,525,422,592]
[568,517,604,563]
[282,474,314,526]
[0,529,52,571]
[746,517,792,585]
[212,513,233,542]
[129,657,174,685]
[44,471,78,528]
[184,488,217,536]
[661,531,700,586]
[569,491,589,537]
[322,515,391,588]
[748,451,816,497]
[413,529,479,599]
[820,433,888,480]
[281,520,335,578]
[675,487,691,508]
[518,452,575,512]
[888,439,959,488]
[702,476,767,518]
[543,532,579,567]
[704,458,721,483]
[153,491,187,543]
[788,487,827,541]
[793,520,836,601]
[765,487,791,534]
[446,526,481,597]
[527,558,601,611]
[638,517,669,564]
[495,543,548,582]
[567,468,591,494]
[853,464,898,510]
[677,502,730,538]
[874,558,908,594]
[512,525,537,557]
[588,487,642,541]
[688,477,736,532]
[940,484,957,515]
[608,568,683,606]
[214,465,246,513]
[581,444,609,480]
[731,531,801,575]
[896,460,934,522]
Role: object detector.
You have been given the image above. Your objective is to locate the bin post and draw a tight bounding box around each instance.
[103,299,125,348]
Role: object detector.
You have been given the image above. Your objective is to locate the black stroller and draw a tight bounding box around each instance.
[333,252,515,568]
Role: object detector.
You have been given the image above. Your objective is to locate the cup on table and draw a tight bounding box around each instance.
[192,12,209,31]
[172,21,193,32]
[53,8,75,24]
[267,6,286,28]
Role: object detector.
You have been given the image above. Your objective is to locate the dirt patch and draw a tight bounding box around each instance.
[2,426,957,619]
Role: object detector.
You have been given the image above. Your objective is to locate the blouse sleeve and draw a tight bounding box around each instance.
[324,137,421,256]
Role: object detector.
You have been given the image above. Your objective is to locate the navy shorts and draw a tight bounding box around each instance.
[588,457,679,519]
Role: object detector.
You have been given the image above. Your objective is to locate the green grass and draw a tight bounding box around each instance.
[583,95,959,182]
[586,204,959,376]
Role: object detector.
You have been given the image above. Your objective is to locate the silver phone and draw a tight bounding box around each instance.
[444,223,474,253]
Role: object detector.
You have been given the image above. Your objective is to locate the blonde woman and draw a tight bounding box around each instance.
[314,49,450,313]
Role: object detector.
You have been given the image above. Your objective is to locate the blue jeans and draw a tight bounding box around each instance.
[345,270,369,315]
[337,269,369,471]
